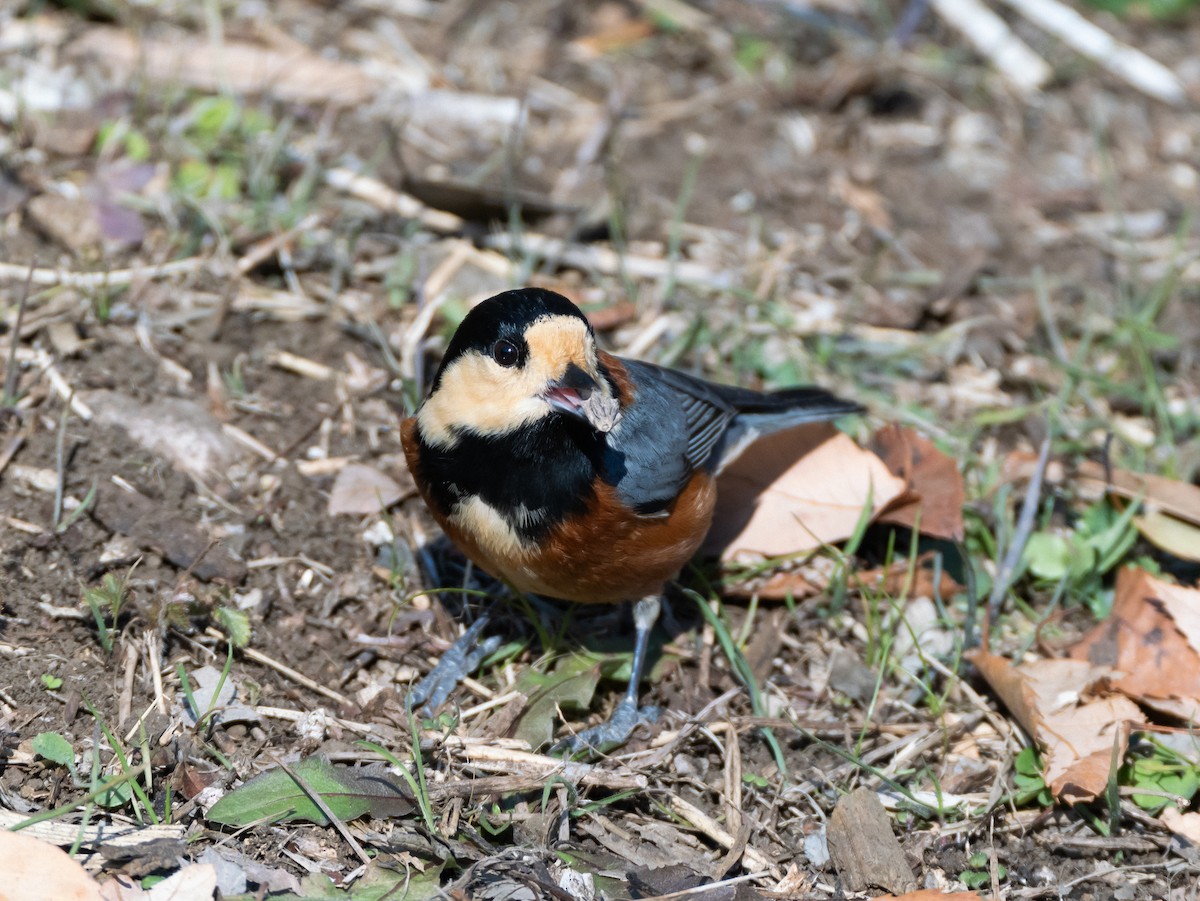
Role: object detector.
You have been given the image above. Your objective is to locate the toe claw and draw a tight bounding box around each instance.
[552,698,657,756]
[406,616,493,714]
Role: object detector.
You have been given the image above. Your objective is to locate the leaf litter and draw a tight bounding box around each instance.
[1,1,1199,899]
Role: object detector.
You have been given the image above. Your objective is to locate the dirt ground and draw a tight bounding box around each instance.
[2,1,1200,899]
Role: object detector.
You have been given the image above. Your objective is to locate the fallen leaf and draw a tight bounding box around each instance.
[146,864,216,901]
[583,301,638,332]
[875,892,983,900]
[871,425,965,541]
[206,755,412,826]
[0,830,104,901]
[1133,511,1200,562]
[1160,807,1200,844]
[704,425,906,562]
[1077,459,1200,528]
[513,653,602,749]
[1070,567,1200,722]
[969,650,1145,803]
[327,463,407,515]
[571,17,656,57]
[832,169,892,231]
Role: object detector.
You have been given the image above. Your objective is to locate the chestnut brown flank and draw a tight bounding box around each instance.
[531,470,716,603]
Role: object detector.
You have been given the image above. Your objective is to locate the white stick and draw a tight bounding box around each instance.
[998,0,1186,105]
[929,0,1052,95]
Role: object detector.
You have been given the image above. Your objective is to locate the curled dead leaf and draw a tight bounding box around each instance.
[1070,567,1200,722]
[968,650,1145,804]
[871,425,965,542]
[1076,459,1200,528]
[704,425,906,563]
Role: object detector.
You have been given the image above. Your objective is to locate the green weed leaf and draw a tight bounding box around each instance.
[215,606,252,648]
[1023,532,1073,581]
[32,732,74,767]
[207,755,412,826]
[512,653,602,749]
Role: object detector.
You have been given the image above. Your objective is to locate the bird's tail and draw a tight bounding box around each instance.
[714,387,864,473]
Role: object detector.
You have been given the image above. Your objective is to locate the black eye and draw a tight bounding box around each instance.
[492,339,521,368]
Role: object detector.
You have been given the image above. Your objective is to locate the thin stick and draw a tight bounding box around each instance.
[928,0,1051,95]
[984,434,1052,636]
[273,757,372,866]
[2,261,34,405]
[0,257,207,288]
[204,627,351,706]
[52,393,71,531]
[0,434,24,478]
[998,0,1185,105]
[667,794,778,876]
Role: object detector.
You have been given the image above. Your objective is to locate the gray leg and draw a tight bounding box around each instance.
[406,615,501,715]
[553,595,662,755]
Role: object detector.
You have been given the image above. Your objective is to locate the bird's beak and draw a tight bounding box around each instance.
[543,363,620,433]
[544,362,597,419]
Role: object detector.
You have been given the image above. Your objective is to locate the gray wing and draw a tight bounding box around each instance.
[606,358,862,515]
[603,359,713,516]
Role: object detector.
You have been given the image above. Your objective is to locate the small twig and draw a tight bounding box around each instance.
[235,213,323,275]
[2,260,34,406]
[273,757,372,866]
[0,433,24,478]
[0,257,208,288]
[31,349,93,420]
[984,434,1052,636]
[204,627,351,706]
[485,232,735,291]
[667,794,778,877]
[636,871,772,901]
[998,0,1186,105]
[52,393,72,531]
[323,166,463,233]
[928,0,1051,95]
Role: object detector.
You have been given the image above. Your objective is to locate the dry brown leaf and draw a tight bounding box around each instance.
[875,892,983,900]
[1160,807,1200,844]
[720,566,823,601]
[871,425,966,541]
[0,830,104,901]
[703,425,906,562]
[969,650,1145,804]
[327,463,407,516]
[1076,459,1200,527]
[1070,567,1200,722]
[571,17,656,57]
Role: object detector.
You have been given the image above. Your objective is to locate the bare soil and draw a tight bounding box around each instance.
[2,1,1200,898]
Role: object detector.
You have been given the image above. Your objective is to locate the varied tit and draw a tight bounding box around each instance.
[401,287,862,751]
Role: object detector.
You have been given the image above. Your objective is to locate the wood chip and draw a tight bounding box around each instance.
[827,788,917,895]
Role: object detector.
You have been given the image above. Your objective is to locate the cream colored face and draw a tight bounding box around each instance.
[417,314,613,447]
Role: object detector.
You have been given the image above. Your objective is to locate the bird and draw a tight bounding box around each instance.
[401,287,862,752]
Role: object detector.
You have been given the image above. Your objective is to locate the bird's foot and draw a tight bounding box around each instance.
[551,697,661,756]
[406,617,500,716]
